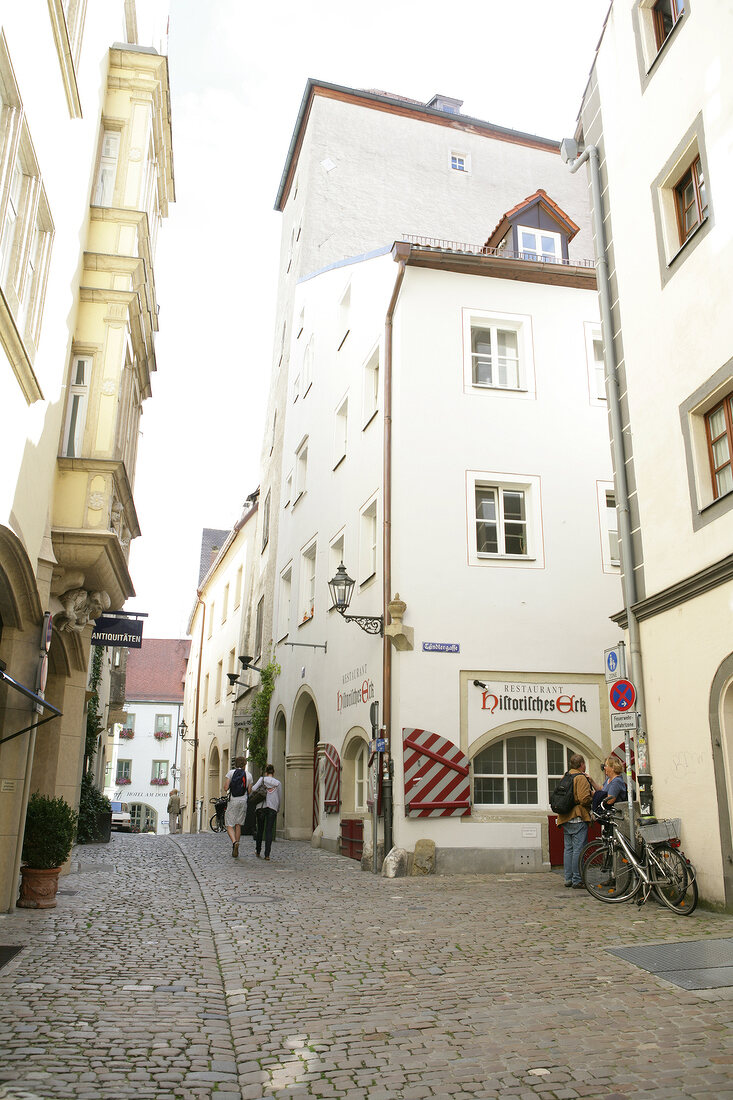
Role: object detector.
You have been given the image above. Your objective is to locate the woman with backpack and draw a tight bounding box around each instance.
[223,755,252,858]
[554,753,594,889]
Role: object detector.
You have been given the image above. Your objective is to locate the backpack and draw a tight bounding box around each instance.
[249,785,267,810]
[550,771,580,815]
[229,768,246,798]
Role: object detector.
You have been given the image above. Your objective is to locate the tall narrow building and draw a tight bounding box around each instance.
[242,81,622,870]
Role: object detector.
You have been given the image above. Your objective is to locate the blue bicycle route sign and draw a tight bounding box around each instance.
[609,678,636,712]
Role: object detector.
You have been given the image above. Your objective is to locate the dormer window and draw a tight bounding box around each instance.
[517,226,562,263]
[483,190,579,266]
[427,94,464,114]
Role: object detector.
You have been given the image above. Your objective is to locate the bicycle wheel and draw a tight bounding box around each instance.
[209,814,224,833]
[581,841,641,902]
[650,844,698,915]
[580,838,607,872]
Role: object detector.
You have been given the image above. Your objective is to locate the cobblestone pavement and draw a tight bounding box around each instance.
[2,834,733,1100]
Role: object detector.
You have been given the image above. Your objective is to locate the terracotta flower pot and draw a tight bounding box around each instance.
[18,866,61,909]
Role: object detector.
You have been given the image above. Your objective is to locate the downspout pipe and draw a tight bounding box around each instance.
[191,598,205,832]
[568,142,651,820]
[382,242,409,856]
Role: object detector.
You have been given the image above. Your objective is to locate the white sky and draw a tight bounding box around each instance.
[125,0,610,638]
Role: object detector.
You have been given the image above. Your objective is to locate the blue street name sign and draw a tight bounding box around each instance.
[422,642,460,653]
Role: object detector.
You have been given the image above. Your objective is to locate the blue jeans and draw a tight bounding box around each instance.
[563,819,589,884]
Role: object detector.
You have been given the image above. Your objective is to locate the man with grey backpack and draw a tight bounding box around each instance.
[551,754,595,889]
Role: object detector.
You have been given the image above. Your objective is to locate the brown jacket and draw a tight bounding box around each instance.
[556,771,593,825]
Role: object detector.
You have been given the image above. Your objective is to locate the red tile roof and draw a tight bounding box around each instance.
[484,188,580,250]
[125,638,191,702]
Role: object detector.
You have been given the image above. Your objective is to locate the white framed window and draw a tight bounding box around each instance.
[116,759,132,782]
[254,595,264,659]
[360,497,378,584]
[294,438,308,503]
[636,0,686,73]
[450,151,470,173]
[302,335,314,396]
[517,225,562,263]
[300,539,316,623]
[229,649,236,677]
[221,584,229,623]
[585,323,606,404]
[234,566,242,609]
[62,355,92,457]
[597,481,621,571]
[203,673,210,710]
[363,346,380,425]
[262,489,271,552]
[151,760,169,782]
[329,532,345,605]
[463,309,534,397]
[334,395,348,468]
[284,469,293,508]
[355,742,368,812]
[651,119,711,281]
[467,470,543,568]
[93,128,121,206]
[154,714,171,735]
[278,564,292,640]
[338,282,350,348]
[472,734,575,808]
[296,307,304,338]
[292,369,300,403]
[215,660,222,703]
[270,408,277,455]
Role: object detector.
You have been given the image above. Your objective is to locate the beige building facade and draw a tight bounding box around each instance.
[575,0,733,903]
[0,2,174,910]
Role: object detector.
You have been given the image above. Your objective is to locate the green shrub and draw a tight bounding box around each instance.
[76,773,112,844]
[22,792,78,869]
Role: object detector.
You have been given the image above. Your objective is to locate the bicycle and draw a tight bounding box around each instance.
[580,806,698,915]
[209,795,228,833]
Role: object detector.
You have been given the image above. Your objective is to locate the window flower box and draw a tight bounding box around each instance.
[150,777,169,786]
[117,777,132,785]
[119,729,135,740]
[154,731,171,740]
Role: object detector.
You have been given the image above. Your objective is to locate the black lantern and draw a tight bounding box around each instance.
[328,561,383,636]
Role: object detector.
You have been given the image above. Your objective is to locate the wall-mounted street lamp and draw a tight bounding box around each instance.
[226,655,264,691]
[178,718,198,747]
[327,562,383,636]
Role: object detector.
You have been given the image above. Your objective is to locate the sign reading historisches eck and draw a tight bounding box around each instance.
[468,679,602,746]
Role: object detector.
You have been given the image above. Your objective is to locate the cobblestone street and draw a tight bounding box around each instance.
[2,833,733,1099]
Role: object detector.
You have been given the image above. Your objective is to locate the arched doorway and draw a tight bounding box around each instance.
[130,802,157,832]
[273,708,286,820]
[285,690,319,840]
[208,745,221,806]
[710,655,733,905]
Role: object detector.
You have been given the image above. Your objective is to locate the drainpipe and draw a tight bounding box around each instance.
[566,141,651,823]
[382,242,410,856]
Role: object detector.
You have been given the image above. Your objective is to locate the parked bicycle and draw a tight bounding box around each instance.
[209,795,228,833]
[580,806,698,914]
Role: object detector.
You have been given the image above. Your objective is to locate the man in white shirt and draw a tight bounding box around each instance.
[223,755,252,858]
[251,764,282,861]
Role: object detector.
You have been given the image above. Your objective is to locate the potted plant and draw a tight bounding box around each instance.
[18,792,78,909]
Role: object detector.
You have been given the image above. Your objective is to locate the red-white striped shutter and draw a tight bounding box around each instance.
[403,728,471,817]
[321,743,341,814]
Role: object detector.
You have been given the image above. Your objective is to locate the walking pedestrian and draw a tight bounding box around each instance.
[223,756,252,858]
[167,789,183,835]
[556,753,593,889]
[251,764,282,861]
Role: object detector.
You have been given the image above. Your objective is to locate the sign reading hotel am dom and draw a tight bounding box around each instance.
[468,680,602,746]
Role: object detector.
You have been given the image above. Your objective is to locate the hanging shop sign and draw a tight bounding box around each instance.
[91,616,144,648]
[469,679,602,745]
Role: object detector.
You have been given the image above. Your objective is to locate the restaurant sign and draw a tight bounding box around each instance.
[469,679,601,745]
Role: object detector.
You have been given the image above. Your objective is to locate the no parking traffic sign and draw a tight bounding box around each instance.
[609,678,636,712]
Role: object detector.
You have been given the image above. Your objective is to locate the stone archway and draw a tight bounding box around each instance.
[285,689,319,840]
[207,745,221,807]
[272,708,286,819]
[710,654,733,906]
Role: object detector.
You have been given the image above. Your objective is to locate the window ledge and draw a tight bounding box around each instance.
[337,330,350,351]
[362,409,379,431]
[277,632,289,644]
[298,613,314,627]
[477,553,535,562]
[472,384,527,394]
[292,490,305,509]
[303,381,312,399]
[359,572,377,589]
[333,454,346,472]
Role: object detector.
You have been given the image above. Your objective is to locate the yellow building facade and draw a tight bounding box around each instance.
[0,4,174,911]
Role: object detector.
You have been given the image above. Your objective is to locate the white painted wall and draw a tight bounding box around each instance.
[104,699,181,833]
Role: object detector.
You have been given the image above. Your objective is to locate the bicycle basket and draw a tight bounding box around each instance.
[638,817,681,844]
